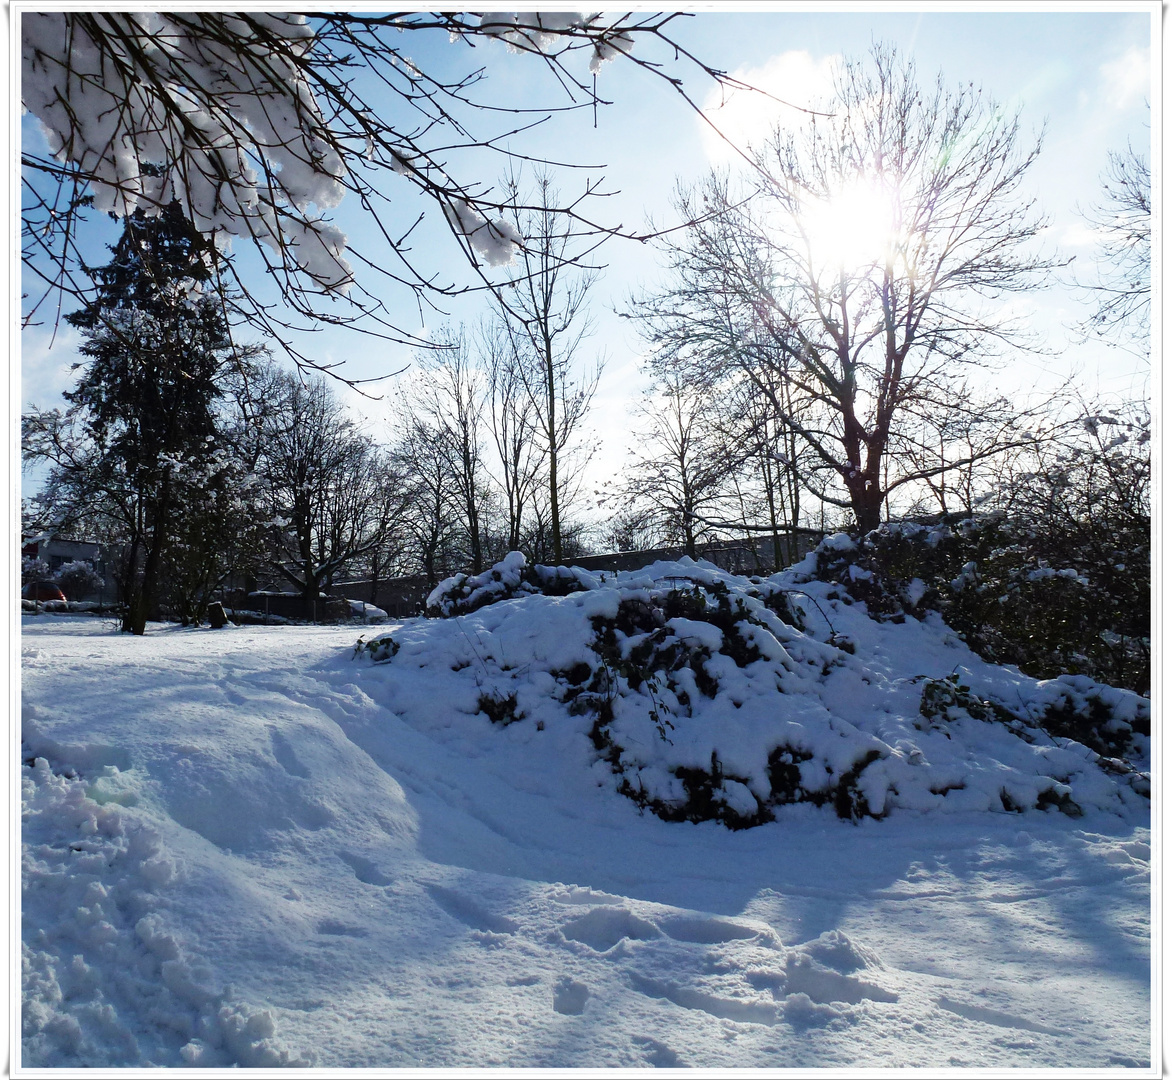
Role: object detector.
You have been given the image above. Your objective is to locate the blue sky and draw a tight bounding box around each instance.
[20,6,1156,507]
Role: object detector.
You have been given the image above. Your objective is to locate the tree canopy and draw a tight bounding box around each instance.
[21,11,755,370]
[632,45,1059,533]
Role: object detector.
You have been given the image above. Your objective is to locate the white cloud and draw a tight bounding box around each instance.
[21,325,84,410]
[1056,221,1104,250]
[1098,46,1150,110]
[699,50,840,165]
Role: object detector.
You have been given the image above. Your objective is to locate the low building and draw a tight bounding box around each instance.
[22,535,104,575]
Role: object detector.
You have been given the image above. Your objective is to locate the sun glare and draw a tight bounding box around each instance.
[798,181,901,273]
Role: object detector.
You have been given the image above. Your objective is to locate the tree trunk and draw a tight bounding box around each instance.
[119,535,142,633]
[849,479,884,534]
[545,347,562,565]
[127,536,163,635]
[762,450,783,571]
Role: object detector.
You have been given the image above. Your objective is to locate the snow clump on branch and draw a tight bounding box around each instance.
[21,12,354,291]
[22,11,642,292]
[443,198,524,268]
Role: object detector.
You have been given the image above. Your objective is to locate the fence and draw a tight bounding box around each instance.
[336,530,825,620]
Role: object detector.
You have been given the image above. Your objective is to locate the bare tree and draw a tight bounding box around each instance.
[355,450,417,605]
[1077,143,1151,355]
[258,372,380,614]
[20,12,777,373]
[481,321,543,554]
[731,359,813,566]
[391,413,461,589]
[495,174,602,564]
[619,367,742,558]
[898,386,1048,519]
[407,327,492,573]
[632,45,1059,534]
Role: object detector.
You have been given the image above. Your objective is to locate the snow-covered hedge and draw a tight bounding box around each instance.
[55,560,105,601]
[800,519,1149,695]
[356,554,1149,829]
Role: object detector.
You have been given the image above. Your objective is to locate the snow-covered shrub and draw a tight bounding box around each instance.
[531,574,890,828]
[802,524,959,623]
[353,635,399,663]
[917,673,1017,729]
[1022,675,1149,760]
[800,516,1149,695]
[918,669,1146,752]
[54,560,104,600]
[426,551,600,617]
[21,556,50,584]
[352,555,1149,830]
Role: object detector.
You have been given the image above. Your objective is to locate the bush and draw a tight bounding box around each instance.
[352,552,1149,829]
[805,513,1149,696]
[21,556,50,584]
[561,579,886,828]
[54,559,104,600]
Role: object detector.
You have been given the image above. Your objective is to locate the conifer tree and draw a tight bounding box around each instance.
[30,202,237,633]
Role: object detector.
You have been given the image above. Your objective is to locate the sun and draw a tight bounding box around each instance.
[797,179,901,274]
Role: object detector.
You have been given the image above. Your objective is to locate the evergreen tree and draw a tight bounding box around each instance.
[44,202,236,633]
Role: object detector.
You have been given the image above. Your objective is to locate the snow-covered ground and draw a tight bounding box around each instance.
[20,557,1153,1070]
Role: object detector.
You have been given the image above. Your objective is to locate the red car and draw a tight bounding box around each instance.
[22,581,66,602]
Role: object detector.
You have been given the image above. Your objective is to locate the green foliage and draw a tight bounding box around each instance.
[353,635,400,663]
[64,203,228,466]
[814,483,1149,695]
[917,673,1017,729]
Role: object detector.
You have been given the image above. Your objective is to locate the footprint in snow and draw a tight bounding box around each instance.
[339,851,393,887]
[426,884,518,935]
[316,918,367,938]
[631,1035,685,1068]
[937,996,1068,1037]
[657,915,761,944]
[553,978,590,1015]
[748,932,897,1012]
[629,972,779,1026]
[560,907,660,952]
[269,728,310,778]
[783,953,898,1005]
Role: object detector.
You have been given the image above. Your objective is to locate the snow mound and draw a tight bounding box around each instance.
[355,555,1149,827]
[347,599,388,622]
[21,756,308,1067]
[425,550,602,616]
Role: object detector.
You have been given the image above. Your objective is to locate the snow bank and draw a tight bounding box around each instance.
[364,554,1149,828]
[22,756,307,1066]
[425,550,601,617]
[21,614,1150,1068]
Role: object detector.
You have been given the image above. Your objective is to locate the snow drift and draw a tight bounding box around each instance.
[370,547,1149,828]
